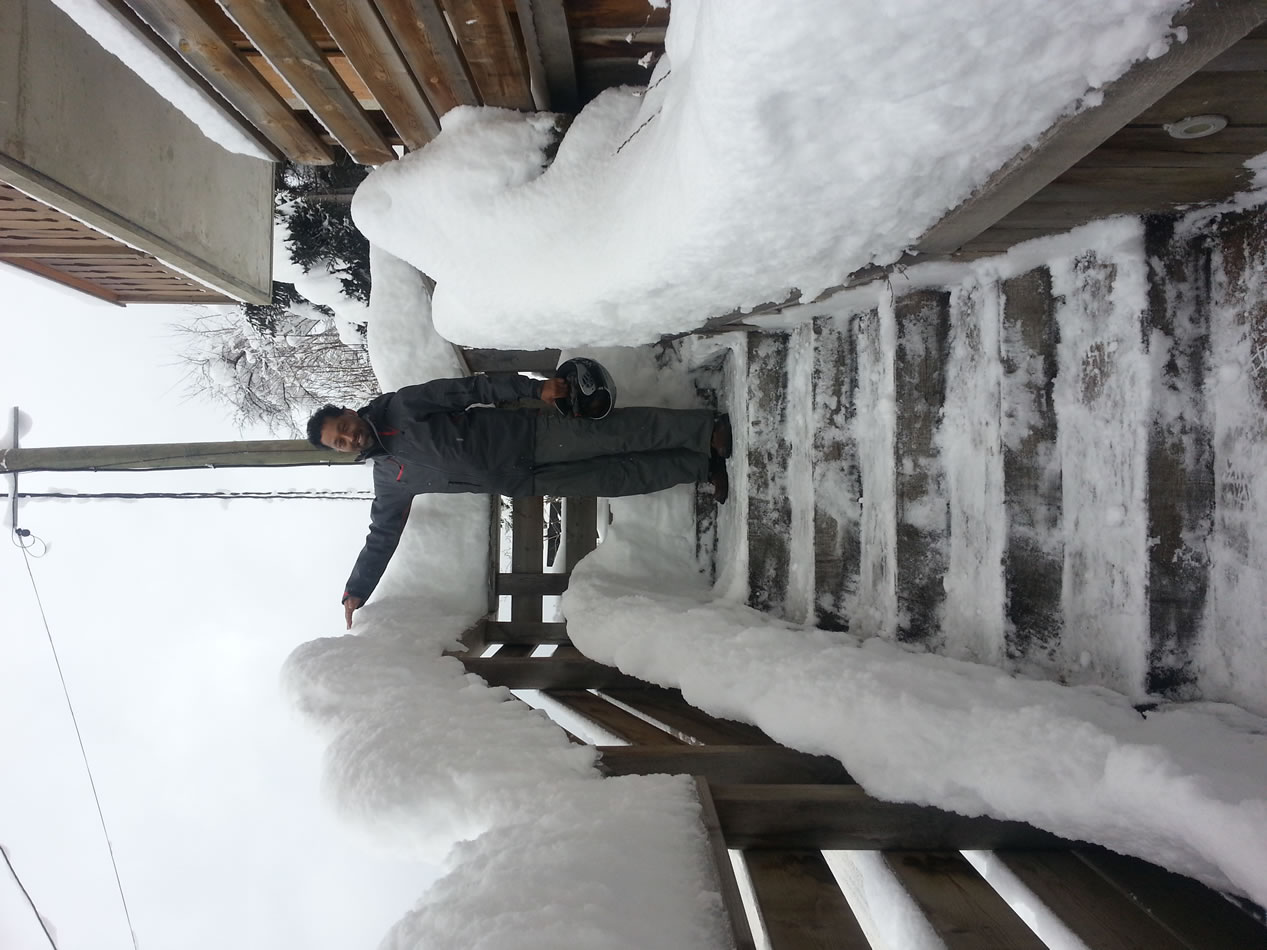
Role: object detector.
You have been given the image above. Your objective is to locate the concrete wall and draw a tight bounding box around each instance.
[0,0,273,303]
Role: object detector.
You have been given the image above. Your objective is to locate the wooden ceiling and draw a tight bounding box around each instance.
[112,0,669,165]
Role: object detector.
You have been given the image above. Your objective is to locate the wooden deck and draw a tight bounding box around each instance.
[114,0,667,164]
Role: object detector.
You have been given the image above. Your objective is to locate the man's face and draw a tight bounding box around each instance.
[321,409,373,453]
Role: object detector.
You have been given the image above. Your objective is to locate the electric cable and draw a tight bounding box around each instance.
[1,843,58,949]
[15,542,141,950]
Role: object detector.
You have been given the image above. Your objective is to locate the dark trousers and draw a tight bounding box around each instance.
[531,408,714,497]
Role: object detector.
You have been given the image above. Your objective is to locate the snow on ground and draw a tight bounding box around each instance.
[353,0,1186,348]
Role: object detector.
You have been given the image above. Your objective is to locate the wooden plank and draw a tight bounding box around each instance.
[563,496,597,569]
[693,778,758,950]
[218,0,395,163]
[0,244,142,258]
[484,619,570,644]
[745,851,871,950]
[245,51,378,108]
[511,495,544,622]
[1001,269,1064,666]
[497,571,569,595]
[443,0,535,109]
[1076,848,1267,949]
[515,0,578,112]
[600,686,776,746]
[1134,70,1267,127]
[709,785,1069,851]
[373,0,479,116]
[811,314,862,632]
[598,745,854,786]
[565,1,670,32]
[916,0,1267,256]
[120,0,334,164]
[1143,216,1214,696]
[459,655,646,688]
[545,689,684,745]
[308,0,440,147]
[893,291,951,645]
[1201,35,1267,70]
[994,851,1190,950]
[0,258,125,306]
[883,852,1047,950]
[747,332,793,616]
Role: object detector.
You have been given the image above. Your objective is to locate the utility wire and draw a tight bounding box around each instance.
[1,843,59,949]
[16,541,141,950]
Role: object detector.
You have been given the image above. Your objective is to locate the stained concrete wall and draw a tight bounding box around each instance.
[0,0,273,302]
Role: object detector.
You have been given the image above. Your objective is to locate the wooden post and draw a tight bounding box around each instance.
[744,851,871,950]
[597,746,854,786]
[0,440,360,473]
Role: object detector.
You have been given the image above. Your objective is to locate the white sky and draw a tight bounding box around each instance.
[0,265,439,950]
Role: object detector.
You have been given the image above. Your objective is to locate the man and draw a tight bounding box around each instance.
[307,373,732,628]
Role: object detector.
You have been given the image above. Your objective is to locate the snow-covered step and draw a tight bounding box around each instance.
[746,331,793,614]
[810,313,861,632]
[738,210,1267,711]
[893,290,952,647]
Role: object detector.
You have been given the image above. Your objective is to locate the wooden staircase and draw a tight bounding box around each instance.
[742,206,1267,707]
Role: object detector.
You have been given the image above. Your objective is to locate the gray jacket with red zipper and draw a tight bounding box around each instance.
[342,374,546,605]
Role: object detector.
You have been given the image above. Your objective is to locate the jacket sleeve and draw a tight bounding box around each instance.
[392,374,544,416]
[343,464,413,604]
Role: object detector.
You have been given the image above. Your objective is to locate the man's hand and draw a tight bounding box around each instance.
[540,377,569,407]
[343,596,364,629]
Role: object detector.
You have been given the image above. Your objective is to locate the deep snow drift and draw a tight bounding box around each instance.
[353,0,1187,347]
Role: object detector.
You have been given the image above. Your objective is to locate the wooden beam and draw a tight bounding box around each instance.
[1076,848,1267,949]
[515,0,578,112]
[883,852,1047,950]
[442,0,535,109]
[563,496,597,569]
[307,0,440,147]
[709,785,1071,851]
[916,0,1267,256]
[546,690,684,745]
[597,745,854,786]
[693,778,758,950]
[744,851,871,950]
[600,686,776,746]
[217,0,396,164]
[993,851,1191,950]
[119,0,333,164]
[459,655,647,688]
[372,0,480,116]
[484,619,570,644]
[496,571,569,595]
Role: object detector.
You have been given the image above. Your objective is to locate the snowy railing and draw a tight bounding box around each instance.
[441,484,1267,949]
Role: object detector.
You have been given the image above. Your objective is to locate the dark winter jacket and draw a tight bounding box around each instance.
[342,374,545,603]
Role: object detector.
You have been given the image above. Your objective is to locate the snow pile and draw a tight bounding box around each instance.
[562,467,1267,909]
[352,0,1185,348]
[380,775,731,950]
[283,250,731,949]
[48,0,272,160]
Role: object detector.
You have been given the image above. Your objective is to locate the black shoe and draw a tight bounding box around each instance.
[708,456,729,505]
[711,413,732,460]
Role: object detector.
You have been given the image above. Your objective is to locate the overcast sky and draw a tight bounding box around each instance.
[1,266,438,949]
